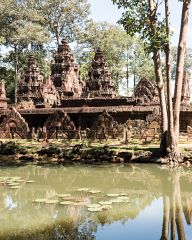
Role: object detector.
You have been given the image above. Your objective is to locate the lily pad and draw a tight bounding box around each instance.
[8,183,20,186]
[87,207,102,212]
[111,198,124,203]
[102,205,112,210]
[118,196,129,201]
[88,190,101,194]
[120,193,127,196]
[46,200,59,204]
[34,199,47,203]
[10,186,21,189]
[60,201,74,205]
[107,193,120,197]
[57,194,71,198]
[86,204,101,208]
[62,196,76,201]
[77,188,90,192]
[99,201,112,205]
[26,180,35,183]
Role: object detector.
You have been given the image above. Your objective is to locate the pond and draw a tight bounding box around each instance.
[0,164,191,240]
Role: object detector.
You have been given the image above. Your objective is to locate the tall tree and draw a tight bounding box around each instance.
[0,0,50,102]
[75,21,154,94]
[113,0,191,163]
[38,0,91,45]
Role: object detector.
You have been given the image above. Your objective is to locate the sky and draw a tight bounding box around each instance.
[88,0,192,48]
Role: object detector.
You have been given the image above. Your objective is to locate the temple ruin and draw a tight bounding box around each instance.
[0,39,191,140]
[83,48,117,98]
[51,39,82,99]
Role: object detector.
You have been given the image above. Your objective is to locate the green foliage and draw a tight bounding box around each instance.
[112,0,167,53]
[0,0,50,48]
[0,64,15,102]
[75,21,155,93]
[37,0,91,44]
[171,47,192,78]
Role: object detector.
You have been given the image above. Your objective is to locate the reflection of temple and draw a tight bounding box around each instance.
[0,39,192,138]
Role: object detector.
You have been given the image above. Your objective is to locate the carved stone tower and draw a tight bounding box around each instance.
[51,39,82,98]
[17,55,44,107]
[83,48,117,98]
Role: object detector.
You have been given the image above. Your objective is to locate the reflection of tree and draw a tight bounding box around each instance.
[161,170,186,240]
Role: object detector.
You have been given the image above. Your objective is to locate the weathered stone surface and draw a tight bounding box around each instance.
[133,78,159,104]
[91,110,118,139]
[17,55,59,108]
[17,55,45,107]
[51,39,82,98]
[44,110,76,139]
[83,48,117,98]
[0,107,30,139]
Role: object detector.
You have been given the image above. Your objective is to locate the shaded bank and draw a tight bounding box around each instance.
[0,140,192,167]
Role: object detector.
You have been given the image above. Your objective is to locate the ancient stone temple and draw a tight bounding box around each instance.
[17,55,44,107]
[1,40,192,139]
[83,48,117,98]
[181,70,190,105]
[133,78,159,104]
[0,107,30,139]
[51,39,82,98]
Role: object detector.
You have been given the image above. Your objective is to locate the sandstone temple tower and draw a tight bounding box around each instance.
[84,48,117,98]
[51,39,82,98]
[17,55,44,106]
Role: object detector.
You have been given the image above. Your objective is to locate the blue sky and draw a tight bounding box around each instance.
[88,0,192,48]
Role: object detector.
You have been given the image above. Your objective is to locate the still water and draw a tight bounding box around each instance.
[0,164,191,240]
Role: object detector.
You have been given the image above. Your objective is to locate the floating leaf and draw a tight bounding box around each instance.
[60,201,74,205]
[77,188,90,192]
[10,186,21,189]
[62,196,76,201]
[102,205,112,210]
[111,198,124,203]
[57,194,71,198]
[88,190,101,194]
[87,204,101,208]
[34,199,47,203]
[99,201,112,205]
[87,207,102,212]
[107,194,120,197]
[26,180,35,183]
[120,193,127,196]
[118,197,129,201]
[8,183,20,186]
[46,200,59,204]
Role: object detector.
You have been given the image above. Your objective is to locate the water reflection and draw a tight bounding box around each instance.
[0,165,191,239]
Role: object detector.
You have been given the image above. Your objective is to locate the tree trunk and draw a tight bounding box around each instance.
[152,50,168,134]
[161,196,170,240]
[14,45,18,104]
[126,49,129,96]
[174,0,191,143]
[164,0,178,157]
[148,0,168,135]
[174,172,186,240]
[55,21,61,46]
